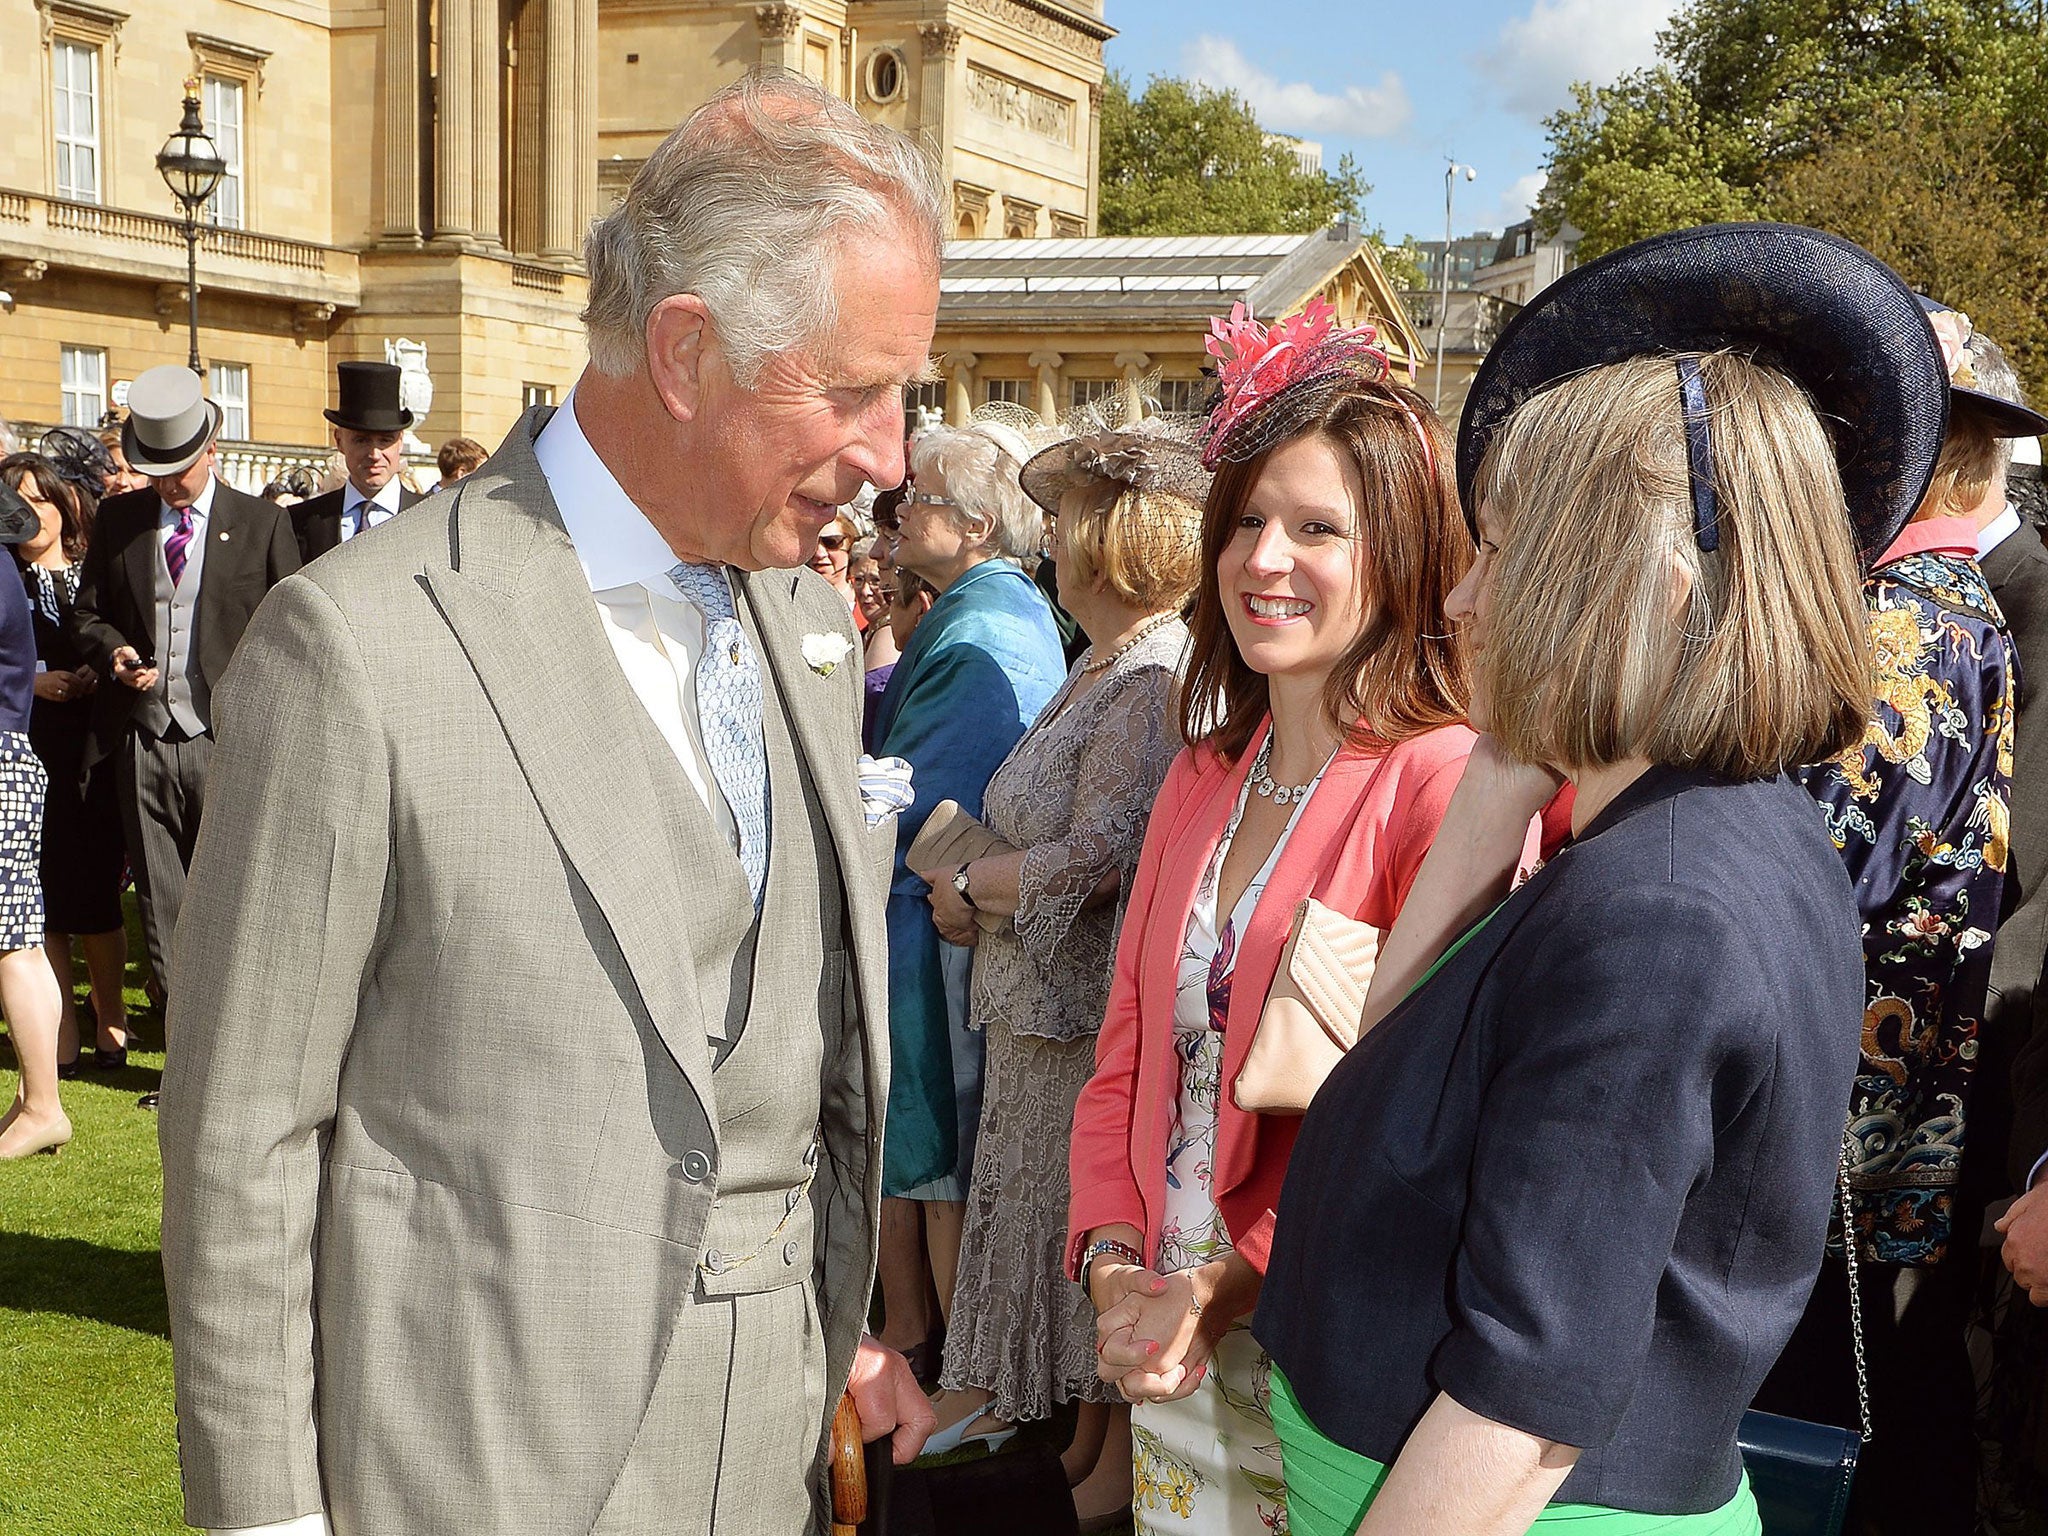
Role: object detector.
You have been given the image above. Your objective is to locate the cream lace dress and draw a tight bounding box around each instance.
[939,620,1187,1422]
[1129,756,1326,1536]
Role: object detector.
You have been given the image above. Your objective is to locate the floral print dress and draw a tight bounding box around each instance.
[1131,762,1326,1535]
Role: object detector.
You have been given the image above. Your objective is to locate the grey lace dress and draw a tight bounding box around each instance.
[938,618,1188,1421]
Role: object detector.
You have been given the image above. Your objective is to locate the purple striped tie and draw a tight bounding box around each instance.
[165,509,194,587]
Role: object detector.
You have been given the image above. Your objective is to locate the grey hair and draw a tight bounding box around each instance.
[910,426,1042,563]
[1968,331,2027,474]
[582,71,944,384]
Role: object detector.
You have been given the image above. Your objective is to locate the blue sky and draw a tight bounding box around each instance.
[1101,0,1677,245]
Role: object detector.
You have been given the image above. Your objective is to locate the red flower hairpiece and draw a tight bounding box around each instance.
[1199,296,1390,468]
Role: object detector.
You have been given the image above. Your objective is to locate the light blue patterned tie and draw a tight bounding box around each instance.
[668,562,770,908]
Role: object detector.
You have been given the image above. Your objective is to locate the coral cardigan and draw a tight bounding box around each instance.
[1068,718,1495,1279]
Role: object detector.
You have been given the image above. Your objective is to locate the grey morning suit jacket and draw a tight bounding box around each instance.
[157,408,892,1533]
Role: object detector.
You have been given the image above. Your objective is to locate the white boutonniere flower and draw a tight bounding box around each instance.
[802,632,855,677]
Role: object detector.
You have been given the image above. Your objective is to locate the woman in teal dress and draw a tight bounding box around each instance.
[871,412,1067,1372]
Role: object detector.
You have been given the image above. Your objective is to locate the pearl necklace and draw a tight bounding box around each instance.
[1248,736,1321,807]
[1080,611,1178,674]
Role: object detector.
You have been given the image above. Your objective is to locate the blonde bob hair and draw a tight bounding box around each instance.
[1057,479,1203,613]
[1473,350,1870,779]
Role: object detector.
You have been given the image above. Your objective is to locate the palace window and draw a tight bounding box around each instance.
[983,379,1027,407]
[208,361,250,439]
[905,379,946,419]
[51,40,101,204]
[60,344,106,427]
[1069,378,1117,411]
[203,75,245,229]
[1157,378,1207,414]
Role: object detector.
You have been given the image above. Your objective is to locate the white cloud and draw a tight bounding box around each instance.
[1478,0,1676,122]
[1498,171,1548,226]
[1183,36,1412,140]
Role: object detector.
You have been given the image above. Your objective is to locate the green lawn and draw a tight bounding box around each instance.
[0,904,181,1535]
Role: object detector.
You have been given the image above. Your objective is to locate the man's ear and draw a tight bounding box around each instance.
[646,294,713,426]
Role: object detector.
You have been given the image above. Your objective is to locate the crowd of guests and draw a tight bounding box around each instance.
[853,235,2048,1535]
[0,359,487,1150]
[10,206,2048,1536]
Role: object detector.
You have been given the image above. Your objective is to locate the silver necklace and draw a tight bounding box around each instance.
[1248,737,1319,807]
[1080,611,1177,674]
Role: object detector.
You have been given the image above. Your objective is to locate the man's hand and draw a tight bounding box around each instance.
[1996,1183,2048,1304]
[32,667,91,703]
[112,645,160,691]
[848,1335,937,1464]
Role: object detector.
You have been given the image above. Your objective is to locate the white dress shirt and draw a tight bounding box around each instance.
[341,476,405,542]
[532,390,739,850]
[1978,502,2023,561]
[206,403,739,1536]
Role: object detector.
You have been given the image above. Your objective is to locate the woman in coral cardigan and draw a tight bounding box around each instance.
[1066,305,1521,1535]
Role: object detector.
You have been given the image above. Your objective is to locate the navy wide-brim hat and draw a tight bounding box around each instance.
[1457,222,1950,568]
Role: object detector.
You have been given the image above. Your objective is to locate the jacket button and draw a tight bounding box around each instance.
[783,1240,800,1265]
[679,1149,711,1183]
[702,1248,732,1275]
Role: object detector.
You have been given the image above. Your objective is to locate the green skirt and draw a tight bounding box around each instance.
[1270,1368,1761,1535]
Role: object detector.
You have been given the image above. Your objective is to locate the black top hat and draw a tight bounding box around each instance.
[1914,294,2048,440]
[324,361,415,433]
[1458,222,1950,568]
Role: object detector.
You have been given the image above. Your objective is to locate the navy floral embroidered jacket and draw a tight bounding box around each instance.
[1798,547,2016,1266]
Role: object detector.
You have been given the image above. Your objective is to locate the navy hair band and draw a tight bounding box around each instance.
[1675,357,1719,553]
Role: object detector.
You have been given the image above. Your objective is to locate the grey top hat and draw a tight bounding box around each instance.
[122,365,222,477]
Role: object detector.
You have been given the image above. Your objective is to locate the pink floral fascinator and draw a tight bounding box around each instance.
[1199,296,1392,469]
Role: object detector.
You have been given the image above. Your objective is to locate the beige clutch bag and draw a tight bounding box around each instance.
[906,799,1018,934]
[1233,897,1382,1114]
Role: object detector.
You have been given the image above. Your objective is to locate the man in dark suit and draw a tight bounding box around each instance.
[289,361,423,561]
[70,366,300,1105]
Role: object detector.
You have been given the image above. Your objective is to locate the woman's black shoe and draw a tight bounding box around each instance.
[90,1046,128,1072]
[56,1056,81,1081]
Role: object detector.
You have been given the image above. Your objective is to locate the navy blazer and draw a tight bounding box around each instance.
[1255,766,1864,1514]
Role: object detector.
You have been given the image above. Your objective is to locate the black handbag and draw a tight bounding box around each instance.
[1736,1133,1870,1536]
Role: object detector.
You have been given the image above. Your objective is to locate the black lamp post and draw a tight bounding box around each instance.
[154,78,227,376]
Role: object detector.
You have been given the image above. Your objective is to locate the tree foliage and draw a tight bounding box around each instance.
[1098,73,1374,237]
[1537,0,2048,389]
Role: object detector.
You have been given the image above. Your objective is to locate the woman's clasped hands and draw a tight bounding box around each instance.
[1090,1252,1258,1404]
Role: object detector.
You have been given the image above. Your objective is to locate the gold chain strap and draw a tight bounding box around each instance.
[1838,1127,1874,1443]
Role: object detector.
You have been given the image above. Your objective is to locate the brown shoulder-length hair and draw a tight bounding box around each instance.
[0,452,88,562]
[1179,379,1471,761]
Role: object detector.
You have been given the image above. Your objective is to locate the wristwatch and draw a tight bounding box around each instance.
[952,864,978,910]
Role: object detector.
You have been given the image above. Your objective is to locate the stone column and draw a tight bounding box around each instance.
[575,0,598,244]
[471,0,503,248]
[1029,350,1064,425]
[943,351,978,425]
[382,0,423,241]
[538,0,578,259]
[917,23,961,189]
[756,4,803,72]
[1086,81,1103,236]
[433,0,477,240]
[1115,351,1151,423]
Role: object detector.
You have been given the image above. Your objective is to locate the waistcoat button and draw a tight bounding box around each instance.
[679,1148,712,1183]
[783,1240,800,1265]
[702,1248,731,1275]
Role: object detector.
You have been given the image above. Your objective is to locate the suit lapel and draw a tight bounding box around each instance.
[196,483,252,640]
[423,421,719,1114]
[121,498,159,633]
[742,570,867,890]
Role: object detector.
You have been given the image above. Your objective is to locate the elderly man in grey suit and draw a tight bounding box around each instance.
[159,74,938,1536]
